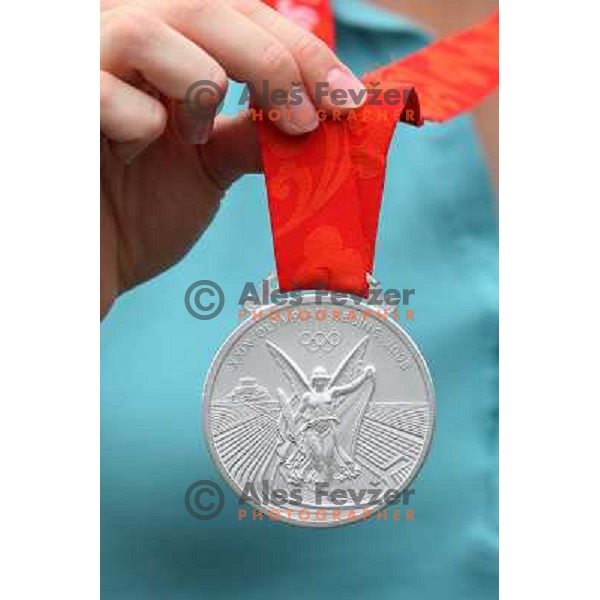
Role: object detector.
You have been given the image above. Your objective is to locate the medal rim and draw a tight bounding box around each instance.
[202,292,436,528]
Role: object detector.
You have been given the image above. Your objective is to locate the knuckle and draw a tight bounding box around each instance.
[178,0,219,18]
[259,42,295,77]
[106,6,159,52]
[293,34,328,64]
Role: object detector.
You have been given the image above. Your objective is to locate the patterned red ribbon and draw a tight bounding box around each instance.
[258,1,499,295]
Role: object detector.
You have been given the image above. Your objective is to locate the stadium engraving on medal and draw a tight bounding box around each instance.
[203,293,435,527]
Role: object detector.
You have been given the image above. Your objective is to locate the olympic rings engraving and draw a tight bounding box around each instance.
[299,330,342,353]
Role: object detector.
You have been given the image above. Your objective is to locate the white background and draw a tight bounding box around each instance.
[0,0,599,597]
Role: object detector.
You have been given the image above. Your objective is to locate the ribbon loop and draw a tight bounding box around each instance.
[257,3,499,295]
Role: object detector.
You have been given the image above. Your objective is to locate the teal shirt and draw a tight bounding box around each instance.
[101,1,499,598]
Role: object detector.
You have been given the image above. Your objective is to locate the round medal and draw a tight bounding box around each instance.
[203,283,435,527]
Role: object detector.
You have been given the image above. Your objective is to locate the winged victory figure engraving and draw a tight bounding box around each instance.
[266,336,375,485]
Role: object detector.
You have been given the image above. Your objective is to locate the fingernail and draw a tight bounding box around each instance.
[175,103,215,144]
[185,117,214,144]
[326,67,366,108]
[120,140,151,165]
[286,89,318,133]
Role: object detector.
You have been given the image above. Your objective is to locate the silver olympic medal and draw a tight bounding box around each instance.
[203,290,435,527]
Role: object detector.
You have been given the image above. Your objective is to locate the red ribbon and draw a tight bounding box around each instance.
[258,2,499,295]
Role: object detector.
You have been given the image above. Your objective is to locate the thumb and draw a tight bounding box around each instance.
[198,115,263,191]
